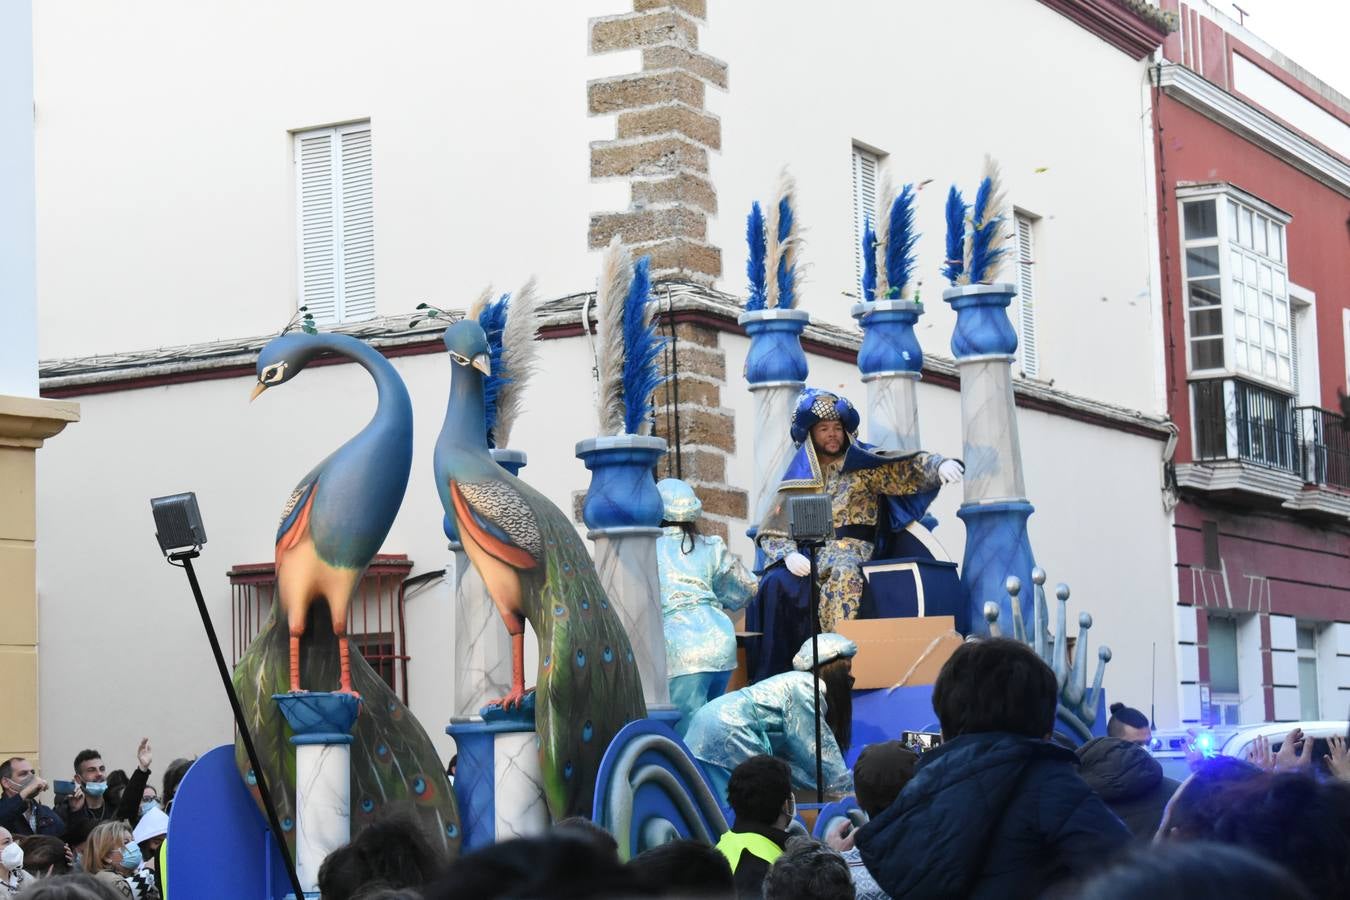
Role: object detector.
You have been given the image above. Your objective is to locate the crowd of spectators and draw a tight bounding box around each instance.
[8,636,1350,898]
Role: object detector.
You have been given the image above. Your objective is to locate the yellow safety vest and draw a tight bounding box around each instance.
[715,830,783,873]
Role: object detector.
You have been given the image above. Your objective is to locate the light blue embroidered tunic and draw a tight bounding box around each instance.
[657,527,758,677]
[683,670,854,794]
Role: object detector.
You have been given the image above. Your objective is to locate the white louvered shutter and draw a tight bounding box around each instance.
[338,125,375,321]
[294,122,375,324]
[297,130,339,324]
[1015,212,1039,377]
[852,146,879,299]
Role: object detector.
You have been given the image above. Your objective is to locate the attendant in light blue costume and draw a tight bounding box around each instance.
[684,634,857,802]
[657,478,759,735]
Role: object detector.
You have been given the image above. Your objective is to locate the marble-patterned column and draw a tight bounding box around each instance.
[576,435,670,709]
[739,309,810,529]
[590,529,668,704]
[447,715,548,849]
[852,299,924,453]
[450,448,528,716]
[272,692,361,894]
[943,283,1036,633]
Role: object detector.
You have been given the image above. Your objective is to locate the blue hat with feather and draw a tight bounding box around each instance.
[789,388,861,445]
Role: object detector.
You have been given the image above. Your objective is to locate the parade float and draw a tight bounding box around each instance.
[149,160,1112,898]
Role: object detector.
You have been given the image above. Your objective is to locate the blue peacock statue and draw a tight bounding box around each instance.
[233,330,461,854]
[434,318,647,820]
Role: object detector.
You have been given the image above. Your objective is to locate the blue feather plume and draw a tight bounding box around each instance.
[968,174,1006,284]
[861,216,877,302]
[745,202,768,311]
[775,194,797,308]
[885,185,919,298]
[478,294,511,447]
[621,256,667,435]
[942,186,967,286]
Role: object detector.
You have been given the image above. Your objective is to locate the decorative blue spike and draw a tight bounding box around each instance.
[942,186,967,286]
[861,216,877,302]
[477,295,511,448]
[745,202,768,311]
[885,184,919,298]
[776,195,797,308]
[968,176,1005,284]
[620,256,668,434]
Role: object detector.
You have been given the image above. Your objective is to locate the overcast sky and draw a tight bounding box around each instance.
[1224,0,1350,99]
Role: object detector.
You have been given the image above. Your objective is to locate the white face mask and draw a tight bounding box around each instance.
[1,842,23,870]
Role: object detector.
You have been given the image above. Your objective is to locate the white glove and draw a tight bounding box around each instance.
[938,459,964,484]
[784,551,812,577]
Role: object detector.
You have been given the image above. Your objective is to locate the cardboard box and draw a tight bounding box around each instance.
[835,616,963,690]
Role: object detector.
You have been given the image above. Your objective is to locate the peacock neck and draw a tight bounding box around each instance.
[319,334,413,435]
[442,365,491,459]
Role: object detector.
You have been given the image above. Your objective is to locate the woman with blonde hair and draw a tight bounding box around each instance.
[79,822,158,899]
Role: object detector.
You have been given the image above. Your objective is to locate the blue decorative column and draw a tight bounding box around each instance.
[575,434,671,708]
[450,448,528,716]
[739,309,810,529]
[272,692,361,896]
[852,298,925,452]
[447,705,549,849]
[943,283,1035,633]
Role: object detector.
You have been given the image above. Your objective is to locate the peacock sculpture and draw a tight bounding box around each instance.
[233,326,461,854]
[434,318,647,820]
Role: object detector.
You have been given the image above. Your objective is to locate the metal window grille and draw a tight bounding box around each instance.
[228,553,413,702]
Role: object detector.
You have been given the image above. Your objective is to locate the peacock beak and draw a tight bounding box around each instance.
[472,353,491,375]
[250,382,268,401]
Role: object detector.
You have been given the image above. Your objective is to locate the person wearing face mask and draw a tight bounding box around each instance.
[714,756,797,900]
[59,740,154,828]
[81,821,159,899]
[0,826,35,894]
[0,758,64,837]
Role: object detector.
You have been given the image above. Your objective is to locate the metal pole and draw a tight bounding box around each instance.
[808,543,824,805]
[176,552,306,900]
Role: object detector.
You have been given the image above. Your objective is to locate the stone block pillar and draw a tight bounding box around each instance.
[588,1,728,284]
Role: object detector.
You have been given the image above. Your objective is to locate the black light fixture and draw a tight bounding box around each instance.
[151,492,208,558]
[150,492,304,899]
[787,493,834,804]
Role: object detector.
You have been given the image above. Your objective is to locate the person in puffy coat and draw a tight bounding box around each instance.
[1076,736,1181,841]
[855,638,1129,899]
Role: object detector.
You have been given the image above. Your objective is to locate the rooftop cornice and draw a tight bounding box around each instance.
[1038,0,1174,60]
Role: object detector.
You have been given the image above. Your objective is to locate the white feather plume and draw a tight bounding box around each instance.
[494,277,540,448]
[764,169,800,309]
[466,285,494,321]
[595,237,631,435]
[873,174,895,301]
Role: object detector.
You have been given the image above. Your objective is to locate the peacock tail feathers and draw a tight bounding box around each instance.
[861,216,877,302]
[509,477,647,819]
[494,278,540,449]
[620,257,666,436]
[745,202,768,311]
[478,295,510,448]
[942,186,968,286]
[233,602,462,856]
[885,184,919,299]
[595,237,630,436]
[967,155,1008,284]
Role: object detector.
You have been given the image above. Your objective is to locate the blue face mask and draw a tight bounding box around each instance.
[82,781,108,798]
[120,842,142,870]
[140,799,159,816]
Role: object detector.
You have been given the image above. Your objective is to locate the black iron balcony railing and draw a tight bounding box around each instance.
[1190,378,1349,492]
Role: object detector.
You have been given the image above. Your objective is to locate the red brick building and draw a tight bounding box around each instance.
[1155,1,1350,724]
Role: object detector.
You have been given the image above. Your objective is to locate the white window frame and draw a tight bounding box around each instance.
[1177,183,1294,392]
[851,142,883,300]
[1013,210,1040,378]
[294,121,376,325]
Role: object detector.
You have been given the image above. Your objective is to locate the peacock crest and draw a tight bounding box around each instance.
[982,567,1112,741]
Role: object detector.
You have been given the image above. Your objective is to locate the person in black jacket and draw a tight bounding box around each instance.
[1076,736,1180,842]
[56,740,153,829]
[855,638,1129,899]
[715,755,795,900]
[0,758,64,837]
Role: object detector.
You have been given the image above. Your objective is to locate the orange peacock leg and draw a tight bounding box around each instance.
[289,634,302,692]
